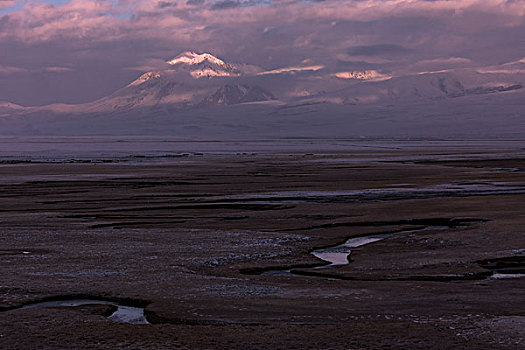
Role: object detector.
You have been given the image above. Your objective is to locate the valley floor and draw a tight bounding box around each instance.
[0,141,524,349]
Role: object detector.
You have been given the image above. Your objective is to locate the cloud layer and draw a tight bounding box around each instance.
[0,0,524,105]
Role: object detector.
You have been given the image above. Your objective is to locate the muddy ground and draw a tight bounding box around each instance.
[0,145,524,349]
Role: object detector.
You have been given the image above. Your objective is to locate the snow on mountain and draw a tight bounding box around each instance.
[332,70,390,82]
[18,52,269,114]
[167,51,228,67]
[127,71,162,87]
[81,72,204,113]
[307,71,523,105]
[258,65,324,75]
[190,67,240,79]
[1,51,523,141]
[476,57,525,75]
[167,51,241,78]
[95,52,274,110]
[79,71,273,113]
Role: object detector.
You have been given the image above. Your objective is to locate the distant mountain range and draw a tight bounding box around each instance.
[0,51,524,138]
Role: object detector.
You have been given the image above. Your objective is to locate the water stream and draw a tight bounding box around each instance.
[312,226,452,268]
[262,226,445,276]
[262,224,525,280]
[312,233,394,267]
[19,299,149,324]
[489,273,525,279]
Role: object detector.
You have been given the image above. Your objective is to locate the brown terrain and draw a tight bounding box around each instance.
[0,145,524,349]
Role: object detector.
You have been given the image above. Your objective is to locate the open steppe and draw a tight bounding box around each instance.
[1,141,524,349]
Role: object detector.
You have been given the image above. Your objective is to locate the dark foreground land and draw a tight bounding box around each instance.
[0,143,524,349]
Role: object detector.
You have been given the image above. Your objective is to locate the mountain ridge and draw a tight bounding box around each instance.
[1,51,523,119]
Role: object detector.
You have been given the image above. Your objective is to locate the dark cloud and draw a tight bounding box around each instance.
[335,60,381,70]
[211,0,241,10]
[0,14,10,30]
[158,1,177,8]
[347,44,412,57]
[211,0,272,10]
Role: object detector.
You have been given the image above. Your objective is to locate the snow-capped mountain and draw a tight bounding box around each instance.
[87,70,201,112]
[1,51,523,140]
[306,71,523,105]
[60,52,273,113]
[167,51,241,79]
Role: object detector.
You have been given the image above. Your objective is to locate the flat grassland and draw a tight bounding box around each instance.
[1,145,524,349]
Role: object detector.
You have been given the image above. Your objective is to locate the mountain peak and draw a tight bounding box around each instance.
[167,51,227,67]
[166,51,241,79]
[127,71,162,87]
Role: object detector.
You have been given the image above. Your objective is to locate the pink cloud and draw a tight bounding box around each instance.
[0,0,523,105]
[0,0,16,10]
[0,0,522,43]
[44,66,73,72]
[0,64,26,74]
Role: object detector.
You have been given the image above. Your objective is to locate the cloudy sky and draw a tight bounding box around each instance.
[0,0,523,106]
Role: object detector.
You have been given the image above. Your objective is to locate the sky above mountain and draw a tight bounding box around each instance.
[0,0,524,106]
